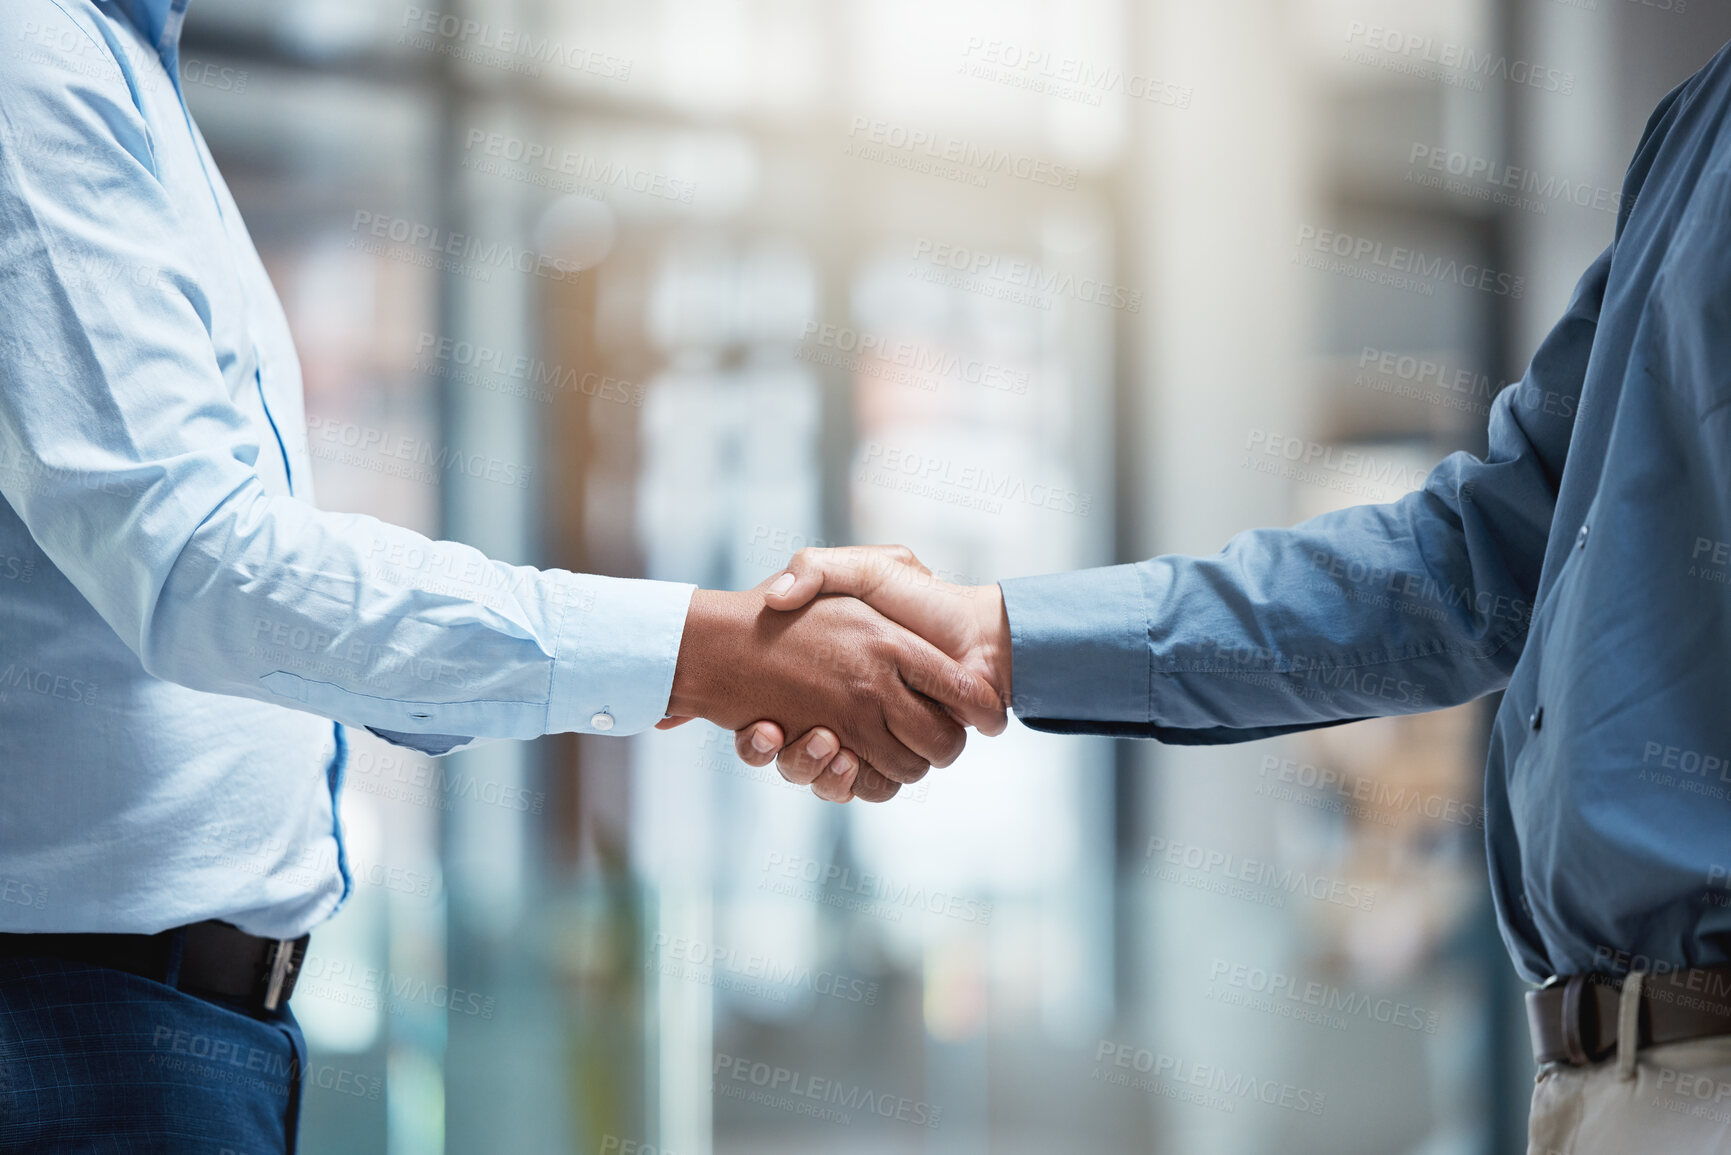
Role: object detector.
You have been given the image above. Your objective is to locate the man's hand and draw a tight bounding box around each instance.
[665,584,1003,802]
[730,546,1013,801]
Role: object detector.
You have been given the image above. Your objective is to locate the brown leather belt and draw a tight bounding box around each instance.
[1527,967,1731,1067]
[0,920,310,1012]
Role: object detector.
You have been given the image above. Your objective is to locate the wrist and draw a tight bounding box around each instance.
[668,588,757,721]
[973,583,1013,706]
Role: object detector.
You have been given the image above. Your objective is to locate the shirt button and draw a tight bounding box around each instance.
[590,711,615,732]
[1529,706,1544,731]
[1577,525,1589,548]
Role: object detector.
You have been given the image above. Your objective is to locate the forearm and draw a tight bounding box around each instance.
[1003,485,1541,741]
[140,482,692,742]
[1004,245,1608,743]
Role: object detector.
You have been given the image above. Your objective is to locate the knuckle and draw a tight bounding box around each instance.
[938,726,966,767]
[885,752,930,784]
[776,752,816,784]
[853,769,900,803]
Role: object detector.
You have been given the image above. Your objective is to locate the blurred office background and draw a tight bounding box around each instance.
[178,0,1730,1151]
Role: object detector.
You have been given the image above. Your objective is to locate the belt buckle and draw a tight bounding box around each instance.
[262,938,297,1011]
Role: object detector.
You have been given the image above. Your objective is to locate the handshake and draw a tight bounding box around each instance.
[661,545,1012,803]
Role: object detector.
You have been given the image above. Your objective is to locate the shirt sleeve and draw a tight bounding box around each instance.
[1002,244,1610,743]
[0,22,692,748]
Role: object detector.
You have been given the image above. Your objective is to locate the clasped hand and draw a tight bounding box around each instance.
[662,546,1012,803]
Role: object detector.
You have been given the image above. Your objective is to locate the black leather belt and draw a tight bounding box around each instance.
[1527,967,1731,1066]
[0,920,310,1012]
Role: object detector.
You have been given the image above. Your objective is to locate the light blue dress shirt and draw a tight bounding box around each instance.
[0,0,693,938]
[1004,46,1731,983]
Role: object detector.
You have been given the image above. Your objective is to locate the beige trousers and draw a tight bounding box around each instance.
[1529,1036,1731,1153]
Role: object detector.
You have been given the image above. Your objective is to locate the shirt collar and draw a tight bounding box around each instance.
[112,0,189,54]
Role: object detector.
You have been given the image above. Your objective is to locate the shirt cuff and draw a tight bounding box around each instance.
[547,574,696,736]
[1000,564,1153,725]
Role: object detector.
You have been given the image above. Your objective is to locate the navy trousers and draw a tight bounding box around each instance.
[0,955,305,1153]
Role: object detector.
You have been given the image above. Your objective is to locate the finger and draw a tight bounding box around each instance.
[811,749,860,803]
[882,686,965,773]
[891,625,1008,736]
[656,716,695,731]
[733,720,785,766]
[849,760,902,804]
[774,727,842,787]
[762,545,925,612]
[845,714,931,784]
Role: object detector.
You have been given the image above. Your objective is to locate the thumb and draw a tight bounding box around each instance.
[761,545,923,612]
